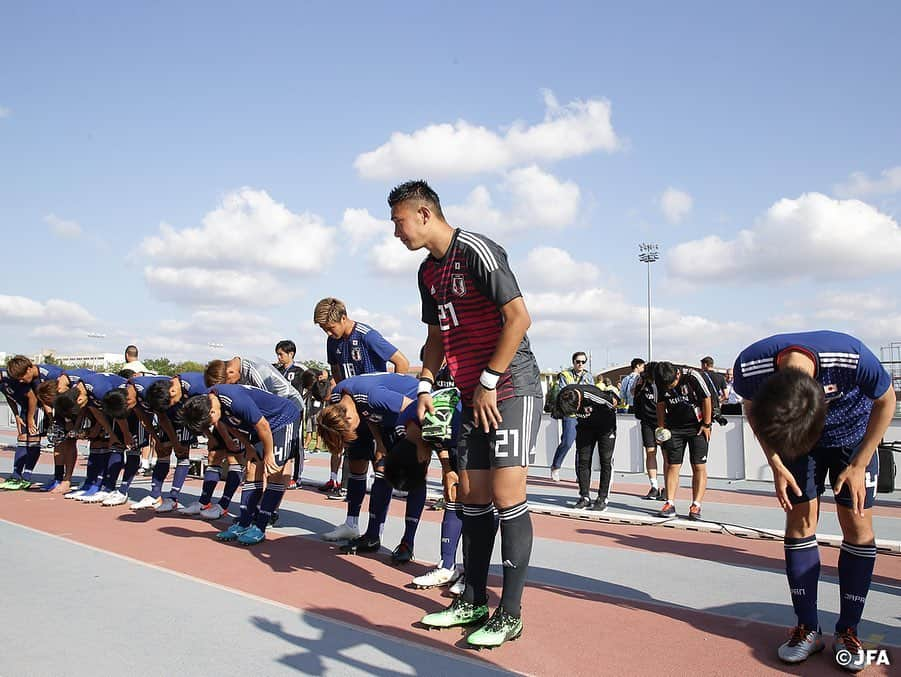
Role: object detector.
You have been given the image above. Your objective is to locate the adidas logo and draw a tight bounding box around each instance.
[502,559,516,569]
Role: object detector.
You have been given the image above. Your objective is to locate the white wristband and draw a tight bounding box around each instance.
[479,370,500,390]
[417,380,433,395]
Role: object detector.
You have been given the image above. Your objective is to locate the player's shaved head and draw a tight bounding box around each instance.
[388,180,445,219]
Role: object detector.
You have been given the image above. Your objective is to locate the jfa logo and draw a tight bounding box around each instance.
[451,274,466,297]
[835,648,891,668]
[351,347,362,362]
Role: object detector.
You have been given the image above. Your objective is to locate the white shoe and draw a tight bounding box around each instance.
[412,566,461,589]
[102,491,129,506]
[322,523,359,541]
[200,503,226,520]
[449,573,466,596]
[778,625,824,663]
[178,501,206,516]
[81,490,110,503]
[64,489,86,500]
[130,495,162,510]
[551,468,561,482]
[155,497,178,513]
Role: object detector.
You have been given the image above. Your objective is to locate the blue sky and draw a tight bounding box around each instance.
[2,1,900,371]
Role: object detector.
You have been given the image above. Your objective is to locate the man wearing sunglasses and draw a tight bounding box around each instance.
[549,352,594,482]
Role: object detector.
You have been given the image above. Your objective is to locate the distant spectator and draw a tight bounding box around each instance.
[273,340,304,393]
[700,356,727,407]
[123,344,150,374]
[722,367,743,414]
[619,358,645,412]
[548,352,594,482]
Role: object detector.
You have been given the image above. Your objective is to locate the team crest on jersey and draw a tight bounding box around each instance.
[351,347,363,362]
[451,274,466,297]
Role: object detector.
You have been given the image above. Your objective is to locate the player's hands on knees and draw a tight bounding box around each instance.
[417,392,435,422]
[769,458,802,512]
[264,454,281,476]
[472,385,502,433]
[28,422,39,435]
[833,464,867,518]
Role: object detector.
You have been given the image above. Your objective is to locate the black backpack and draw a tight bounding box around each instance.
[877,442,898,494]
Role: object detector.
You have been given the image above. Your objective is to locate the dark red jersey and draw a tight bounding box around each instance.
[418,229,541,405]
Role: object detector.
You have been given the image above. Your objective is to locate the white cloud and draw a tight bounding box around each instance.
[834,166,901,198]
[341,208,391,252]
[368,234,425,277]
[444,186,503,232]
[141,188,337,275]
[45,213,83,239]
[0,106,10,119]
[143,266,288,306]
[355,90,620,179]
[0,295,95,325]
[520,247,600,291]
[660,187,693,224]
[667,192,901,283]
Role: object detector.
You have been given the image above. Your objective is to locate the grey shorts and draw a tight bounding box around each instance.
[457,395,542,471]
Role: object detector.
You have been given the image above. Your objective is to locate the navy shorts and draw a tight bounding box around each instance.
[786,445,879,509]
[252,416,302,467]
[346,420,376,462]
[457,395,542,472]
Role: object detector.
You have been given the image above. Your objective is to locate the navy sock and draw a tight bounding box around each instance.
[364,474,392,540]
[401,484,427,547]
[168,458,190,500]
[498,501,533,617]
[836,541,877,633]
[462,503,497,606]
[347,473,368,519]
[119,452,141,493]
[784,535,820,628]
[439,501,464,570]
[237,481,264,527]
[84,451,105,488]
[12,444,27,478]
[150,460,171,498]
[199,465,221,504]
[254,484,286,530]
[102,450,124,491]
[23,443,42,480]
[218,465,243,508]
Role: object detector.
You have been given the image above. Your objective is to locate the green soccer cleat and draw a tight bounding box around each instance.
[421,597,488,629]
[421,388,461,446]
[466,606,523,648]
[0,478,24,490]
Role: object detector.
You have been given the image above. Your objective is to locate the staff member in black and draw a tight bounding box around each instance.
[654,362,712,520]
[633,362,664,500]
[556,383,619,511]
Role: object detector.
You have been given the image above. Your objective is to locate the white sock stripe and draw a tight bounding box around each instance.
[349,473,368,481]
[462,504,494,516]
[177,458,190,466]
[268,484,287,493]
[784,540,819,550]
[373,472,385,479]
[498,502,530,521]
[841,543,877,557]
[445,502,462,510]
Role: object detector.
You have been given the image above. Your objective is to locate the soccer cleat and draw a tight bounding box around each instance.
[237,524,266,545]
[130,495,162,510]
[102,491,129,506]
[391,542,414,565]
[155,498,178,513]
[644,487,660,500]
[466,606,523,648]
[40,479,61,492]
[216,523,250,541]
[777,625,824,664]
[322,523,359,542]
[269,511,280,527]
[590,497,608,512]
[449,574,466,596]
[573,496,591,510]
[200,503,227,520]
[80,490,110,503]
[177,501,207,516]
[430,497,446,511]
[17,479,34,491]
[0,477,22,490]
[551,468,561,482]
[339,535,381,555]
[833,629,866,672]
[658,501,676,517]
[412,566,461,589]
[688,504,702,521]
[65,487,88,500]
[326,486,346,500]
[318,479,338,493]
[286,479,298,490]
[421,597,489,629]
[77,485,101,500]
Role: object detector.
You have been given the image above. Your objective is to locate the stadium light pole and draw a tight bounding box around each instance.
[638,243,660,361]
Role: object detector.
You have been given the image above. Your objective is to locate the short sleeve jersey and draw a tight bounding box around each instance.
[168,372,208,418]
[274,362,305,393]
[328,373,419,435]
[418,229,541,405]
[732,330,892,449]
[238,357,305,413]
[62,368,95,388]
[213,384,301,437]
[633,377,658,423]
[126,375,171,415]
[561,384,618,431]
[327,323,398,380]
[80,372,126,408]
[659,370,711,431]
[1,369,32,407]
[36,364,65,385]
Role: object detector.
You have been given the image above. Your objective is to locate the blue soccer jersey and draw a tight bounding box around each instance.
[1,368,32,407]
[36,364,64,384]
[126,375,171,415]
[327,322,398,380]
[63,368,96,387]
[329,373,419,431]
[80,372,127,408]
[213,384,301,438]
[732,330,892,449]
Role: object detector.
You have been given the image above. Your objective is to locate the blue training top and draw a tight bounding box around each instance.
[213,384,300,438]
[329,373,419,437]
[732,330,892,449]
[327,322,398,380]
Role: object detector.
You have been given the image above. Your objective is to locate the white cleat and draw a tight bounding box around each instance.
[177,501,206,516]
[155,498,178,513]
[778,625,824,664]
[322,523,359,542]
[551,468,561,482]
[412,566,462,589]
[64,489,87,500]
[80,490,110,504]
[102,491,129,506]
[130,495,162,511]
[449,573,466,596]
[200,503,227,520]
